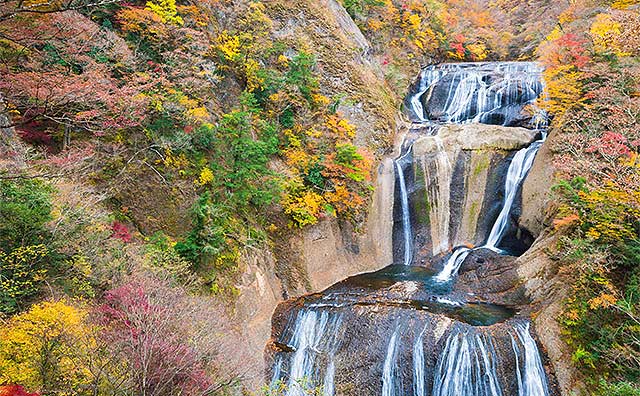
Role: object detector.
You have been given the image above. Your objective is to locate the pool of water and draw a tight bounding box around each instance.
[305,265,515,326]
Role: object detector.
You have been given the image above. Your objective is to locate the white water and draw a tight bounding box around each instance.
[409,67,451,122]
[511,323,550,396]
[396,151,413,265]
[432,331,503,396]
[409,62,544,126]
[277,310,343,396]
[434,137,545,282]
[382,328,400,396]
[413,326,427,396]
[434,246,471,282]
[485,140,543,250]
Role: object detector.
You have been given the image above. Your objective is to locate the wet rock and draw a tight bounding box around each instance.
[454,249,527,306]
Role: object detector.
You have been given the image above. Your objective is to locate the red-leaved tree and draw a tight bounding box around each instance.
[95,274,241,396]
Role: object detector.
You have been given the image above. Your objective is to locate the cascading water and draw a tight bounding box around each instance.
[413,326,427,396]
[511,323,551,396]
[396,150,414,265]
[269,62,554,396]
[271,310,343,396]
[382,328,401,396]
[432,330,503,396]
[484,139,544,251]
[406,62,544,126]
[434,135,545,282]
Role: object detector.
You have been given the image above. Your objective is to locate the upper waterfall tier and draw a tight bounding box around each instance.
[406,62,545,127]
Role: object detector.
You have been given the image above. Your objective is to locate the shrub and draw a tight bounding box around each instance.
[0,179,53,253]
[0,245,48,315]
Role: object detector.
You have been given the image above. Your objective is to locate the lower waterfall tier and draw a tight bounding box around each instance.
[266,250,556,396]
[268,305,553,396]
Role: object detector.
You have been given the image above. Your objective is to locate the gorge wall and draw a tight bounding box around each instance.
[263,61,571,395]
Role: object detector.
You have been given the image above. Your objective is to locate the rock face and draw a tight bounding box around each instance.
[516,221,585,395]
[234,153,395,388]
[398,124,537,264]
[231,1,398,384]
[264,0,397,153]
[520,130,557,237]
[266,259,558,396]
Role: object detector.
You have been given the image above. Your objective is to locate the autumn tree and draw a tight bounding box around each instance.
[96,274,241,396]
[0,301,92,395]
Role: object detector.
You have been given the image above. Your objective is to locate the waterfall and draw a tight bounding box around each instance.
[396,151,413,265]
[270,62,555,396]
[434,136,545,282]
[408,62,544,126]
[409,68,449,122]
[382,328,401,396]
[484,139,543,250]
[432,330,503,396]
[434,246,471,282]
[413,326,427,396]
[511,323,550,396]
[275,310,343,396]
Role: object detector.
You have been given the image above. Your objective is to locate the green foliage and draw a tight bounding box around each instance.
[305,161,326,189]
[286,53,319,103]
[335,143,363,167]
[142,232,192,283]
[0,179,58,313]
[341,0,385,19]
[177,107,280,271]
[0,179,53,252]
[597,380,640,396]
[0,245,48,315]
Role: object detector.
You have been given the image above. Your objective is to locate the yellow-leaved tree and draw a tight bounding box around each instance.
[146,0,183,25]
[0,301,92,395]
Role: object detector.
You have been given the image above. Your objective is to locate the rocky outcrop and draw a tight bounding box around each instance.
[520,130,557,237]
[405,124,537,262]
[515,229,585,395]
[412,124,539,154]
[296,158,395,292]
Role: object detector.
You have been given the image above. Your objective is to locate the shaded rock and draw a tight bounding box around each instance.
[454,249,527,306]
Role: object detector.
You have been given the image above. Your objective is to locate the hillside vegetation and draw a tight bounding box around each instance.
[0,0,638,395]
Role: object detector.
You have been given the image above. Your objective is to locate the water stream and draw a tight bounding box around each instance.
[435,135,545,282]
[396,150,414,266]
